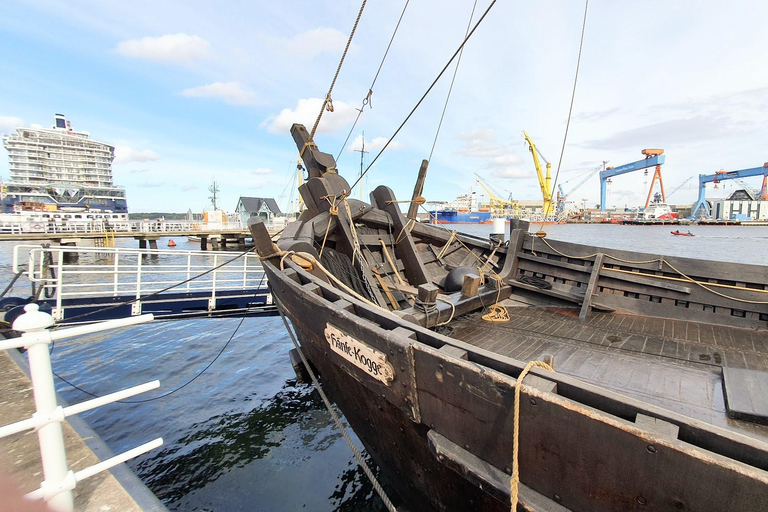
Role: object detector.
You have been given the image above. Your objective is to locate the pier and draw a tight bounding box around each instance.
[0,228,271,250]
[0,350,165,511]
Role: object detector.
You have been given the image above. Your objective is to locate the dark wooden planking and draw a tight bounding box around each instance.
[427,430,569,510]
[499,227,527,280]
[408,160,429,220]
[524,236,768,287]
[413,344,768,512]
[592,292,765,329]
[290,123,338,178]
[372,186,431,286]
[518,251,592,274]
[511,280,585,306]
[273,258,768,472]
[579,253,605,319]
[599,268,692,294]
[723,368,768,425]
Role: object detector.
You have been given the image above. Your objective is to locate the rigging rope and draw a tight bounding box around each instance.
[52,271,268,403]
[537,237,768,305]
[535,0,589,229]
[274,297,397,512]
[348,0,501,192]
[336,0,412,163]
[427,0,479,163]
[510,360,555,512]
[309,0,368,142]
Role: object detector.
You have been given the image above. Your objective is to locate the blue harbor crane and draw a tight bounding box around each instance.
[690,163,768,218]
[599,149,665,211]
[556,161,606,214]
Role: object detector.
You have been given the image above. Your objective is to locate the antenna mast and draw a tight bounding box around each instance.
[208,180,220,210]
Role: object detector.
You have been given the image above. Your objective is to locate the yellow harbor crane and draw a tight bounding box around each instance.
[474,174,519,215]
[522,130,554,219]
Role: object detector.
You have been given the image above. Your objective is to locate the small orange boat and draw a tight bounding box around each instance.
[671,230,694,237]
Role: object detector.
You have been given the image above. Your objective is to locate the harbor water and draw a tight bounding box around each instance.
[2,224,767,511]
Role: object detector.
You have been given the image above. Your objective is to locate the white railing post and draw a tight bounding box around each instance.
[13,304,73,512]
[54,249,64,321]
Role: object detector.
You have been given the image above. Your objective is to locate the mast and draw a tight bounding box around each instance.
[354,132,368,200]
[208,180,219,210]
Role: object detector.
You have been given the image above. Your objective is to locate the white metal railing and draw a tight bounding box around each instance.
[0,305,161,512]
[13,245,267,320]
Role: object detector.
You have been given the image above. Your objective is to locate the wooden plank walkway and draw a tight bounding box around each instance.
[444,299,768,441]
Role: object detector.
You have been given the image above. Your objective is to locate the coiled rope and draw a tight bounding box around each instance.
[275,297,397,512]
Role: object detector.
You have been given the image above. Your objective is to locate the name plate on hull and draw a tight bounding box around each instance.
[324,324,395,386]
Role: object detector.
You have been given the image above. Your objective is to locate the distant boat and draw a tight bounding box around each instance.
[671,230,695,237]
[167,239,176,247]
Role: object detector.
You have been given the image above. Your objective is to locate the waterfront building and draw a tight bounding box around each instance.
[235,196,282,226]
[708,189,768,220]
[1,114,128,214]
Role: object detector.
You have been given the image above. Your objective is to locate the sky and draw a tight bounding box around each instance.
[1,0,767,213]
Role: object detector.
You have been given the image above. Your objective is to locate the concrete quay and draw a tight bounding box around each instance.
[0,349,166,511]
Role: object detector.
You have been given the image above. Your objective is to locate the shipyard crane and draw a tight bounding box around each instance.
[474,174,518,214]
[522,131,554,218]
[691,163,768,218]
[599,149,666,211]
[665,176,695,199]
[556,161,607,214]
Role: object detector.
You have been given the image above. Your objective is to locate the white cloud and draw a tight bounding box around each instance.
[264,98,357,134]
[116,34,210,63]
[0,116,23,133]
[114,146,161,163]
[181,82,261,106]
[458,128,504,158]
[285,28,348,57]
[348,135,403,153]
[490,168,530,179]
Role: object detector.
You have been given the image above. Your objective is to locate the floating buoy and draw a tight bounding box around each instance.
[168,239,176,247]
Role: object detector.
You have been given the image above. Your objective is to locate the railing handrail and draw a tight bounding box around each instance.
[0,307,161,511]
[13,244,267,321]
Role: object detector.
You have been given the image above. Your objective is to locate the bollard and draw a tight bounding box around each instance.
[13,304,74,512]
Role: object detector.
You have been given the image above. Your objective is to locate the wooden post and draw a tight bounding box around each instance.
[461,273,481,298]
[200,236,207,251]
[408,160,429,220]
[372,186,431,287]
[138,239,147,249]
[248,218,281,260]
[499,228,527,281]
[579,252,605,319]
[418,283,440,304]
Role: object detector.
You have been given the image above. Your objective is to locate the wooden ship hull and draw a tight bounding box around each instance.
[250,124,768,511]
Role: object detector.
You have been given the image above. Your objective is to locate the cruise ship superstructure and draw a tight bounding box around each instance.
[2,114,128,214]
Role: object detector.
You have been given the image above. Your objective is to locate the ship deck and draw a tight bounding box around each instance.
[442,292,768,442]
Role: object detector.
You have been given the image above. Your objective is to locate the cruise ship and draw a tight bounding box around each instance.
[2,114,128,216]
